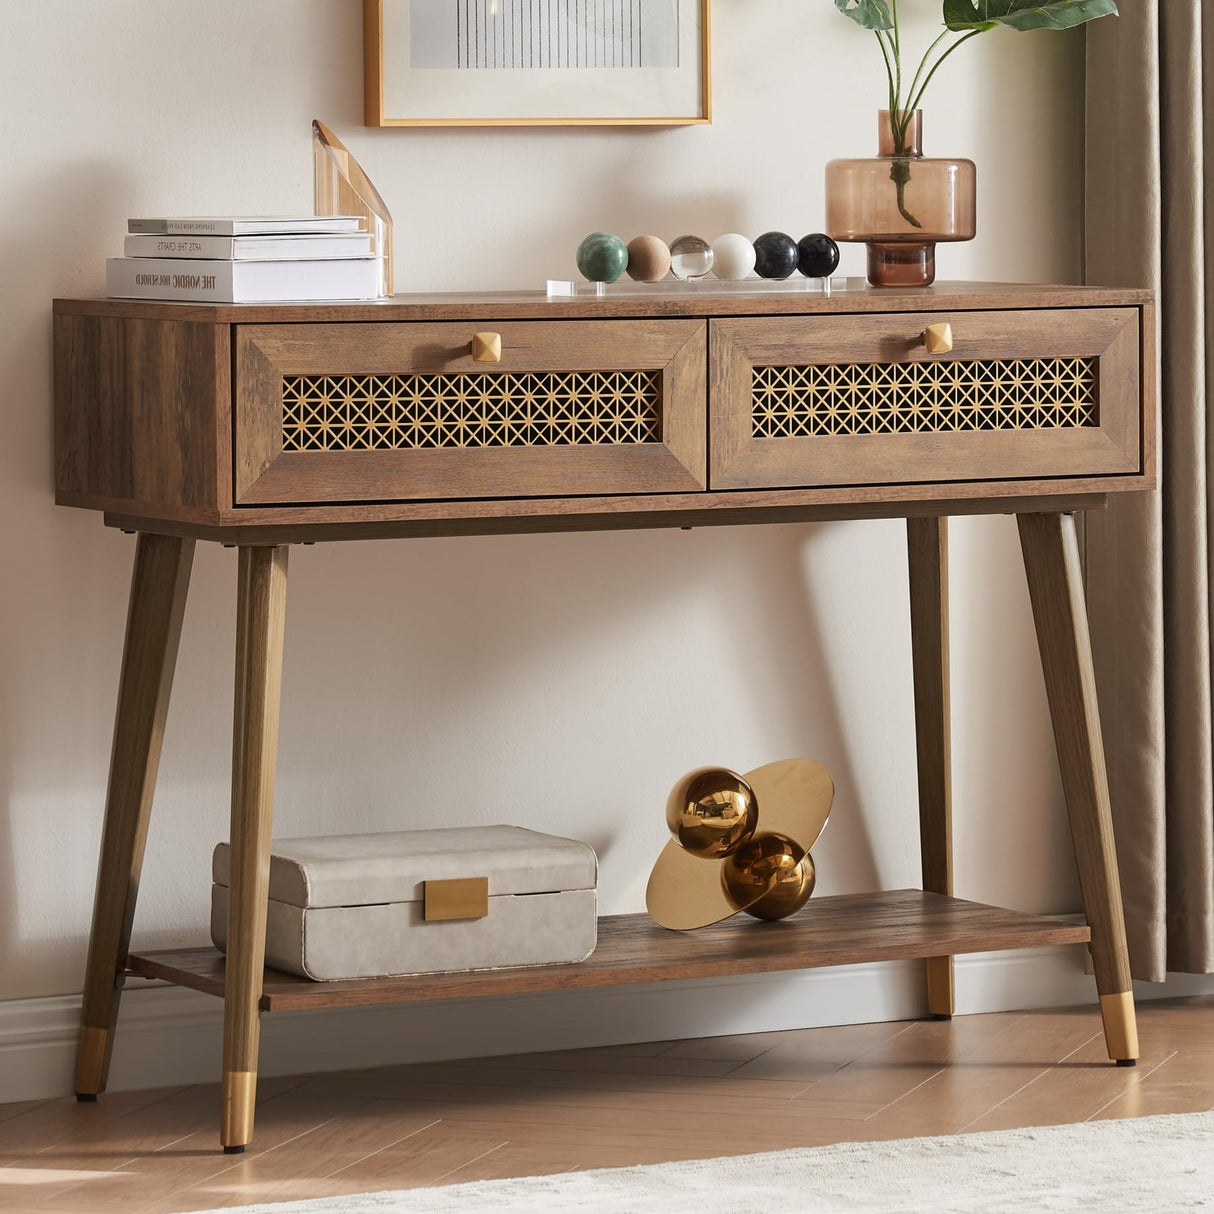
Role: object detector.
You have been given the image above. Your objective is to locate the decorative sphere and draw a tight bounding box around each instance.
[710,233,757,281]
[752,231,800,280]
[746,851,816,921]
[669,234,714,282]
[626,235,671,282]
[723,833,816,921]
[666,767,758,859]
[577,232,629,283]
[797,233,841,279]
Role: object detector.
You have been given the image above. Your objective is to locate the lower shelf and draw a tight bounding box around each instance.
[127,889,1090,1013]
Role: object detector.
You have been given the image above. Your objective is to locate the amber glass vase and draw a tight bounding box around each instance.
[826,111,975,287]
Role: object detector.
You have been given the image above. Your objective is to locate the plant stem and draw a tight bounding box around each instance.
[901,29,948,149]
[905,28,984,115]
[877,12,986,232]
[875,30,897,119]
[882,3,917,232]
[905,30,947,114]
[892,0,902,115]
[890,159,920,229]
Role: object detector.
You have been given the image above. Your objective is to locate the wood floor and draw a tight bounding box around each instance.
[2,996,1212,1212]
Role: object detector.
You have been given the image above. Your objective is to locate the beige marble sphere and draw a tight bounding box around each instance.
[626,235,671,282]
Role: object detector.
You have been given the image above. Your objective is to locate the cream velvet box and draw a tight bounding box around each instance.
[210,825,598,981]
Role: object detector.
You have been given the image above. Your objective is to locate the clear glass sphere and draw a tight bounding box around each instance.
[669,235,714,282]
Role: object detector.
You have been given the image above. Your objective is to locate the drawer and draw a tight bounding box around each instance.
[235,320,706,504]
[709,309,1141,490]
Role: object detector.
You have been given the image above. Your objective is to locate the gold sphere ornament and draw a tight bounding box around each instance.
[723,833,817,921]
[646,759,833,931]
[665,767,757,859]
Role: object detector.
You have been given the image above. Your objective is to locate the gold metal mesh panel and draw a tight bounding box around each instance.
[282,371,662,451]
[751,357,1097,438]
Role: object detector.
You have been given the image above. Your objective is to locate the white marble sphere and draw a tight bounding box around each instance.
[711,234,757,281]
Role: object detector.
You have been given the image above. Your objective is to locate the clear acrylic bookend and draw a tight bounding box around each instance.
[313,119,394,299]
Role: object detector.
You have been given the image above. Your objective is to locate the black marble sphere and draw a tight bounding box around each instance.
[797,233,840,279]
[753,231,800,280]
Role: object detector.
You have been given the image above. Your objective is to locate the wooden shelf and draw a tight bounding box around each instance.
[126,890,1089,1014]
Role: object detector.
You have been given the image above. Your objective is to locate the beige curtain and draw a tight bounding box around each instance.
[1085,2,1214,980]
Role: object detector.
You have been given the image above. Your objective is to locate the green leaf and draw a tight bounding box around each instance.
[943,0,1118,32]
[834,0,893,32]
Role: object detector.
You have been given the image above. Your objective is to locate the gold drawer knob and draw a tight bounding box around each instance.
[471,332,502,363]
[922,322,954,355]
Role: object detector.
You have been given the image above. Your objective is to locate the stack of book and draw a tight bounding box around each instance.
[106,216,380,303]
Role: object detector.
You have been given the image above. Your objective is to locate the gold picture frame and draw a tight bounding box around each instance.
[364,0,711,127]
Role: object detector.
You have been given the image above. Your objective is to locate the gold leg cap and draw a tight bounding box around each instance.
[74,1025,111,1096]
[221,1071,258,1149]
[1099,991,1139,1062]
[925,955,955,1018]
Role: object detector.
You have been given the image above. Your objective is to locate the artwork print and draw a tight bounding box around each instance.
[364,0,710,126]
[409,2,682,71]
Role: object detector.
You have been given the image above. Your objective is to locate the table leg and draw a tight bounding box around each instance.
[907,516,955,1018]
[1017,512,1138,1065]
[221,546,289,1151]
[75,534,195,1099]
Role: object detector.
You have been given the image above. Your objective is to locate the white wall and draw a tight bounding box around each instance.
[1,0,1093,1087]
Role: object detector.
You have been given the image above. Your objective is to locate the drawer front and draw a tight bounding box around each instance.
[709,308,1142,490]
[235,321,706,504]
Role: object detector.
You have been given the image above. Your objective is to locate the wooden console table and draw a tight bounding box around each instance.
[54,283,1155,1152]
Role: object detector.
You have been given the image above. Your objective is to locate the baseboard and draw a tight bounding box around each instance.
[3,944,1211,1105]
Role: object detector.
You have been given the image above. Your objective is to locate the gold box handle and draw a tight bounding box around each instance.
[424,876,489,921]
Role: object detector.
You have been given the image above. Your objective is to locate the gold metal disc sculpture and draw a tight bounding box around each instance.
[646,759,834,931]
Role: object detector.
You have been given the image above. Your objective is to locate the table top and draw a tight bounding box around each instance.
[53,282,1154,325]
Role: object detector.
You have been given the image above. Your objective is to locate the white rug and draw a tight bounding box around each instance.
[197,1112,1214,1213]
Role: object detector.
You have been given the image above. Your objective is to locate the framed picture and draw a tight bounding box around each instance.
[364,0,711,127]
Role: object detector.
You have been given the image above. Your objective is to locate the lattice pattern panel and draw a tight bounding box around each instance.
[281,371,662,451]
[751,357,1097,438]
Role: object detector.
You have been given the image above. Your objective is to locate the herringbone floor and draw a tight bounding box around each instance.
[2,996,1212,1212]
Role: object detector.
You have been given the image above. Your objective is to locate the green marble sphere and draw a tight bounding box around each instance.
[577,232,629,283]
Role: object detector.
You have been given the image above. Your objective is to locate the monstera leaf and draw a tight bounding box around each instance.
[943,0,1118,32]
[834,0,894,31]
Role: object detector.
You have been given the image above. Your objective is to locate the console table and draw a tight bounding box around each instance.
[53,283,1155,1152]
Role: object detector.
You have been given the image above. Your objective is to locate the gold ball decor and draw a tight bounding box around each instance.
[723,834,816,921]
[646,759,834,931]
[665,766,758,859]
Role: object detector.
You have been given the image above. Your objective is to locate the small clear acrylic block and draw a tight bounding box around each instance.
[545,277,864,299]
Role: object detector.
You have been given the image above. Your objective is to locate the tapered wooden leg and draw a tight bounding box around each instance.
[221,546,289,1151]
[75,534,195,1099]
[908,516,954,1018]
[1018,512,1138,1064]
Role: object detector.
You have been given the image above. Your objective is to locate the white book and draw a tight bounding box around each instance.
[127,215,364,236]
[106,256,381,303]
[124,232,373,260]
